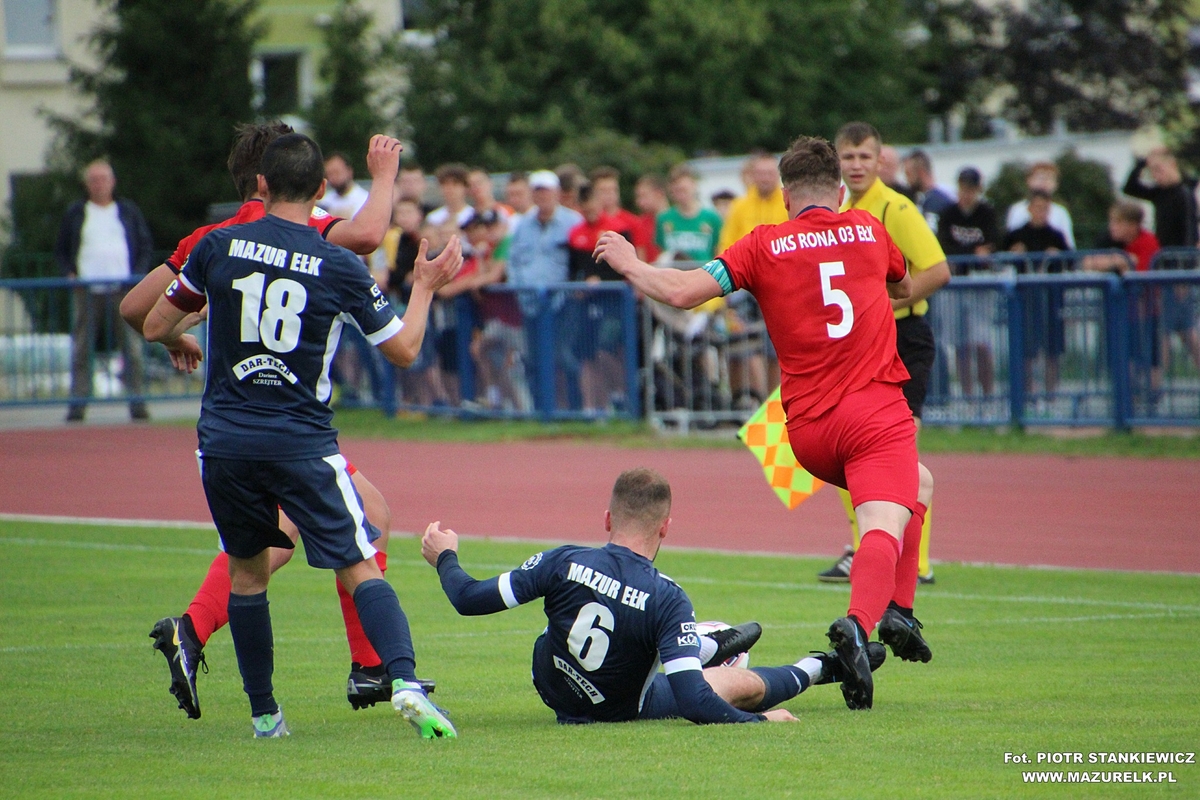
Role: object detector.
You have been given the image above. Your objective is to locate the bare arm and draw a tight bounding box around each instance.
[376,236,464,367]
[888,271,913,300]
[326,135,402,255]
[120,263,177,333]
[594,231,722,309]
[892,260,950,311]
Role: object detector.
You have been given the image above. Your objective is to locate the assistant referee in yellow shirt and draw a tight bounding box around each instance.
[818,121,951,585]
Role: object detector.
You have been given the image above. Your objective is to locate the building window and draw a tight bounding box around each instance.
[4,0,57,58]
[259,52,301,116]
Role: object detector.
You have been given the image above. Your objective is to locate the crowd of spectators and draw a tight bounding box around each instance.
[52,133,1199,418]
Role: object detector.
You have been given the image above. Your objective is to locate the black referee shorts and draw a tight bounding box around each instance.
[895,314,936,420]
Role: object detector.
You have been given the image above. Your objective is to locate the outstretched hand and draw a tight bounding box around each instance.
[762,709,799,722]
[592,231,639,275]
[421,521,459,567]
[365,134,403,182]
[413,235,464,293]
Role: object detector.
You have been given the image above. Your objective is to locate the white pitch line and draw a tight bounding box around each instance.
[3,530,1199,615]
[0,628,544,655]
[0,512,215,529]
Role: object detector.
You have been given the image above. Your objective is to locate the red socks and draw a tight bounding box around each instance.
[337,551,388,668]
[847,530,900,635]
[891,502,927,610]
[185,551,231,646]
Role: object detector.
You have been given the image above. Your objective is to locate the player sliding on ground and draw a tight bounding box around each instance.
[595,136,935,710]
[124,122,415,718]
[144,132,464,739]
[422,468,885,724]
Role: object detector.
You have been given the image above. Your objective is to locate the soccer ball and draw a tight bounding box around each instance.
[695,620,750,669]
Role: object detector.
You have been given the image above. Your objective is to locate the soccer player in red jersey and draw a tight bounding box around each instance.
[123,122,416,718]
[595,136,935,710]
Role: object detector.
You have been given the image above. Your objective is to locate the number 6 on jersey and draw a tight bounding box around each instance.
[819,260,854,339]
[568,602,614,671]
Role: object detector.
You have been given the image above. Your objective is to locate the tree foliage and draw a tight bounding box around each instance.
[400,0,927,170]
[907,0,1193,139]
[48,0,262,248]
[307,0,386,173]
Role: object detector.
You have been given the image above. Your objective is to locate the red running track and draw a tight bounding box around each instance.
[1,426,1196,573]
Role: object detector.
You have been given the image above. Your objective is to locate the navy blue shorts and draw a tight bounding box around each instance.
[200,453,377,569]
[638,673,681,720]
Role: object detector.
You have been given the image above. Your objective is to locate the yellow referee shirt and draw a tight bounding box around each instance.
[717,186,788,253]
[841,178,946,319]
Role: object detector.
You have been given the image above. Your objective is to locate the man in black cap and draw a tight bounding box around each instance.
[936,167,999,268]
[936,167,1001,399]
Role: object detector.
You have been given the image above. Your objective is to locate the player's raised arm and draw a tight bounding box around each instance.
[325,134,402,254]
[594,231,723,309]
[422,523,525,616]
[375,235,463,367]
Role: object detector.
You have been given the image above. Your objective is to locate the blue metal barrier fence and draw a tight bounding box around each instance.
[2,264,1197,429]
[0,276,206,411]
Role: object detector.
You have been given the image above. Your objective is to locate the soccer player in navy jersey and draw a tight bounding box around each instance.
[125,122,409,720]
[595,136,935,711]
[144,133,463,739]
[423,468,885,725]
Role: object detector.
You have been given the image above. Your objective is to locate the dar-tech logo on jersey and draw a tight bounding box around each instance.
[520,552,543,570]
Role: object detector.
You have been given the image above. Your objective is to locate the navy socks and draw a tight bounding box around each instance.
[352,579,417,683]
[227,591,277,717]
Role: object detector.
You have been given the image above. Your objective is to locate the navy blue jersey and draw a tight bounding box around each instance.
[170,214,400,460]
[436,543,759,724]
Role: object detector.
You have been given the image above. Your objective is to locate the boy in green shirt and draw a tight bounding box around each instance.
[657,164,724,262]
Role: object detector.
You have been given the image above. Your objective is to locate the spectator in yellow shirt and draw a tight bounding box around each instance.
[716,151,789,252]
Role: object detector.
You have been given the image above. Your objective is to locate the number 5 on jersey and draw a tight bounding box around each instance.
[819,260,854,339]
[232,273,308,353]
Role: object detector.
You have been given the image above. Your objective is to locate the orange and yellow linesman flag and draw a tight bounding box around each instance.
[737,387,823,509]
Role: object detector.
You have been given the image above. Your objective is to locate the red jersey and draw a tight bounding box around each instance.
[165,200,341,273]
[718,207,910,422]
[568,217,605,252]
[636,212,660,262]
[1125,229,1160,272]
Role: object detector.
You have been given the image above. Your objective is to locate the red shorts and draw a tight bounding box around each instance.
[786,380,918,511]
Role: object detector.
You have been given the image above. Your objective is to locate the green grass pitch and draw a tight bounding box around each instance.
[2,519,1198,799]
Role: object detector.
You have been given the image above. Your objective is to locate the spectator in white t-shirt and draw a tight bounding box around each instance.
[317,151,370,219]
[1005,161,1076,249]
[54,159,154,422]
[427,163,476,228]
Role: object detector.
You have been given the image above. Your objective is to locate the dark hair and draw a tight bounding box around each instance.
[577,182,595,204]
[637,173,667,192]
[834,121,882,150]
[227,121,295,201]
[610,468,672,529]
[1111,200,1144,226]
[261,133,325,203]
[778,136,842,195]
[435,163,470,186]
[590,166,621,185]
[906,149,933,174]
[508,170,529,184]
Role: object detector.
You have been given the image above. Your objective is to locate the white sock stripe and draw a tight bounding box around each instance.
[497,572,519,608]
[322,454,376,562]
